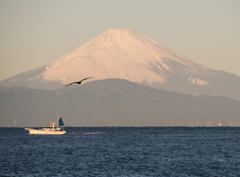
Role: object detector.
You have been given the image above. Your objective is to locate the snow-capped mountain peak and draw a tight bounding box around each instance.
[1,29,240,100]
[39,28,209,85]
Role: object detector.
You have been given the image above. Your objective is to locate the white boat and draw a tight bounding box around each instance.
[25,116,66,135]
[218,119,222,127]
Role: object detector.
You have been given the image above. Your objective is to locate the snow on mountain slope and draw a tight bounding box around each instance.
[188,77,210,86]
[1,29,240,100]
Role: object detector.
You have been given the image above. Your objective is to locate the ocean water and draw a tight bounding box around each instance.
[0,127,239,177]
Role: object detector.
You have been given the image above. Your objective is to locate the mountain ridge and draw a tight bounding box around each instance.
[1,79,240,127]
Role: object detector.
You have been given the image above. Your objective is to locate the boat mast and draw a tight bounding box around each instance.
[57,114,59,127]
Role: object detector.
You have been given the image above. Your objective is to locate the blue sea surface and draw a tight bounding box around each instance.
[0,127,240,176]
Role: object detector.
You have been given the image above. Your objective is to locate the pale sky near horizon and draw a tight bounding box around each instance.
[0,0,240,81]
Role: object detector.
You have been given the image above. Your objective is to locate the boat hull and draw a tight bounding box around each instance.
[25,128,66,135]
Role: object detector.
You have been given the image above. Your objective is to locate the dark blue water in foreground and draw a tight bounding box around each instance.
[0,127,240,177]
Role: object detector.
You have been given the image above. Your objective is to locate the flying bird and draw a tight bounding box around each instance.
[65,77,93,87]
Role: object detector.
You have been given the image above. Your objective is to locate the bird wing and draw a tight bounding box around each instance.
[65,82,78,87]
[65,83,72,87]
[80,77,93,82]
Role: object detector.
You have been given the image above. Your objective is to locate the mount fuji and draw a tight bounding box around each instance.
[1,29,240,100]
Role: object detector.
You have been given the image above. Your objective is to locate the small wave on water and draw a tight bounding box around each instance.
[69,132,102,135]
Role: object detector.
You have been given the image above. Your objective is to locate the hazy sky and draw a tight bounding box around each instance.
[1,0,239,81]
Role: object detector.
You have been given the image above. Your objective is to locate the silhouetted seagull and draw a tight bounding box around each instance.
[65,77,93,87]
